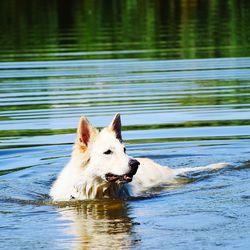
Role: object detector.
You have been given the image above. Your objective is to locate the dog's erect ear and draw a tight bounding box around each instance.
[109,113,122,141]
[77,116,95,146]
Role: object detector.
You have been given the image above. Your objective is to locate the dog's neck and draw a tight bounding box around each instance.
[72,176,130,200]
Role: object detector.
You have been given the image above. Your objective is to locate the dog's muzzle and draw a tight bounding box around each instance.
[105,159,140,183]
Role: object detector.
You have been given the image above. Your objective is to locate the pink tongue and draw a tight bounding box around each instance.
[124,175,131,180]
[106,173,133,182]
[122,175,132,182]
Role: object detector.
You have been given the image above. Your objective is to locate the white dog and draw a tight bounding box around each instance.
[50,114,228,201]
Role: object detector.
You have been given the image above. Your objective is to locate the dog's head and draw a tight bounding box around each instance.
[74,113,140,184]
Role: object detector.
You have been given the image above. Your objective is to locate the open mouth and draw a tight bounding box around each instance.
[105,160,139,184]
[105,173,134,183]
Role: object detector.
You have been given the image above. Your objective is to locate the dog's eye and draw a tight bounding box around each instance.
[104,149,112,155]
[124,147,126,153]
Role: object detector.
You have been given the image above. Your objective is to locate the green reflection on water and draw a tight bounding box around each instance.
[0,166,33,176]
[0,0,249,61]
[1,119,250,142]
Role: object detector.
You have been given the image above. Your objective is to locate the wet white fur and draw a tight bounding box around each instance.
[50,114,228,201]
[50,127,131,201]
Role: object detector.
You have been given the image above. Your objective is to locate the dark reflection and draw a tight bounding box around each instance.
[0,0,249,61]
[56,200,139,249]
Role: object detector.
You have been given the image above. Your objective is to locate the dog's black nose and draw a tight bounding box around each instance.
[129,159,140,175]
[129,158,140,168]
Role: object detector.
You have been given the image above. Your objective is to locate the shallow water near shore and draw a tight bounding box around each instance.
[1,1,250,249]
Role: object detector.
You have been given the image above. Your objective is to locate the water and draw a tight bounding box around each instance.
[1,1,250,249]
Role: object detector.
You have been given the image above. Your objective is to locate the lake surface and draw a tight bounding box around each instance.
[0,1,250,249]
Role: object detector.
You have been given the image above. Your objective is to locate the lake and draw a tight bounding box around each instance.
[0,1,250,249]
